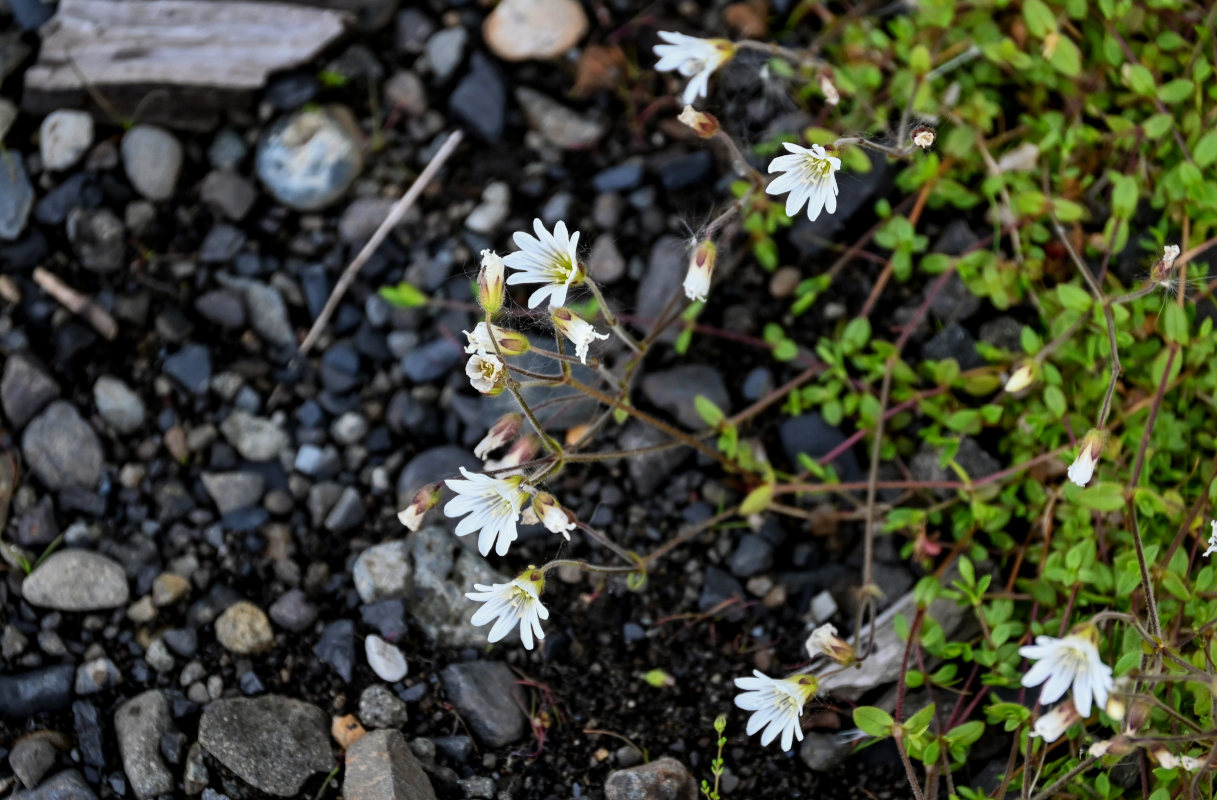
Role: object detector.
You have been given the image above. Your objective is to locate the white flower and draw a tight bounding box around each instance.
[1067,429,1105,488]
[503,219,583,309]
[466,352,506,395]
[1030,701,1080,743]
[463,322,530,357]
[683,240,716,303]
[466,569,549,650]
[1019,629,1113,717]
[733,671,818,751]
[532,492,575,540]
[804,623,854,665]
[1004,362,1037,393]
[551,307,609,365]
[1204,520,1217,558]
[475,414,523,460]
[765,143,841,222]
[443,467,529,556]
[478,249,505,314]
[653,31,736,106]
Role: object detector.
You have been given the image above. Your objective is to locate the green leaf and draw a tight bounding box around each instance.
[1158,79,1193,104]
[904,703,936,737]
[1043,385,1066,419]
[909,44,931,74]
[843,318,871,352]
[772,340,798,361]
[1162,302,1189,344]
[853,707,895,738]
[1194,131,1217,167]
[694,395,726,428]
[739,484,773,515]
[1056,283,1092,313]
[1049,34,1081,76]
[1022,0,1056,37]
[1123,63,1156,95]
[1076,482,1125,511]
[378,282,428,308]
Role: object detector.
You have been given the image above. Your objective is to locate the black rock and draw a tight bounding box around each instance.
[239,670,266,695]
[640,364,729,430]
[265,72,319,111]
[161,628,198,658]
[395,445,477,510]
[449,53,506,143]
[923,322,983,370]
[654,150,713,191]
[313,619,356,682]
[433,736,472,763]
[319,342,362,393]
[10,770,99,799]
[74,701,107,769]
[199,224,246,263]
[360,600,407,640]
[268,589,318,632]
[401,336,463,383]
[324,487,365,533]
[619,422,691,495]
[932,218,981,256]
[9,0,55,31]
[699,567,746,621]
[194,290,247,329]
[66,208,125,272]
[395,8,435,52]
[0,665,74,718]
[439,662,527,747]
[35,174,101,225]
[592,158,645,193]
[1,353,60,429]
[728,534,774,578]
[777,413,860,481]
[163,344,212,395]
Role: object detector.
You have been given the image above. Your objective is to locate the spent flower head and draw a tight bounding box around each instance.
[443,467,529,557]
[398,483,441,531]
[464,322,530,357]
[466,568,549,650]
[1019,625,1113,717]
[912,128,936,149]
[733,671,818,751]
[552,307,609,365]
[804,623,855,666]
[474,413,523,460]
[677,105,720,138]
[1067,429,1106,488]
[503,219,583,309]
[1031,701,1080,743]
[532,492,575,539]
[765,143,841,223]
[652,31,736,105]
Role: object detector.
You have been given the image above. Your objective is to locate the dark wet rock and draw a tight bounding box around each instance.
[202,471,266,515]
[439,661,527,748]
[194,289,247,329]
[654,150,712,191]
[0,152,35,241]
[360,600,407,641]
[728,534,773,578]
[22,402,104,491]
[41,110,94,170]
[339,197,396,243]
[0,664,74,717]
[199,223,246,263]
[395,8,434,52]
[75,657,122,694]
[10,770,98,800]
[93,375,146,433]
[640,364,729,430]
[209,129,248,170]
[449,53,506,143]
[386,390,438,435]
[395,446,477,511]
[21,549,128,610]
[214,601,274,655]
[635,237,686,337]
[34,173,100,225]
[699,567,745,621]
[324,487,366,533]
[604,757,697,800]
[10,736,57,789]
[115,690,174,799]
[910,437,1001,500]
[74,701,106,768]
[979,316,1023,352]
[314,619,356,681]
[344,729,437,800]
[217,277,295,349]
[198,696,333,797]
[407,526,507,646]
[433,736,472,763]
[201,170,257,221]
[16,496,58,547]
[256,106,363,211]
[401,336,463,383]
[320,341,362,392]
[66,208,125,272]
[2,354,60,429]
[932,218,981,256]
[269,589,317,632]
[162,628,198,658]
[923,322,983,370]
[928,273,980,324]
[122,125,183,201]
[619,422,691,495]
[265,71,318,110]
[592,158,644,193]
[358,684,408,729]
[778,413,861,482]
[220,410,289,461]
[353,541,412,603]
[163,344,212,396]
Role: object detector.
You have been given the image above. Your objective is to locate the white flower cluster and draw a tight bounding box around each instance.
[1020,627,1115,743]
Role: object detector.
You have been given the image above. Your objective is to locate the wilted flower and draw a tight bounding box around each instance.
[733,671,818,751]
[765,143,841,223]
[532,492,575,539]
[683,239,716,303]
[552,307,609,365]
[475,414,523,460]
[1152,243,1181,286]
[819,74,840,105]
[398,483,441,531]
[478,249,505,316]
[804,623,855,666]
[1203,519,1217,558]
[464,322,530,357]
[466,568,549,650]
[443,467,529,557]
[503,219,584,309]
[483,435,541,477]
[1005,361,1038,393]
[1030,701,1080,743]
[1067,429,1105,488]
[677,105,719,138]
[653,31,736,105]
[1019,626,1113,717]
[912,128,935,150]
[466,352,506,395]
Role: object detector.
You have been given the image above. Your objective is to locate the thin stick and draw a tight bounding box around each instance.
[32,267,118,340]
[297,129,464,357]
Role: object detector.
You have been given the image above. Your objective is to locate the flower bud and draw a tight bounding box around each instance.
[683,240,717,303]
[466,353,506,396]
[398,483,441,531]
[1105,692,1126,722]
[464,322,531,357]
[805,623,856,666]
[677,105,720,139]
[1089,735,1133,758]
[912,128,935,150]
[819,74,840,106]
[1031,701,1080,743]
[475,413,523,460]
[552,307,609,365]
[1004,361,1038,393]
[532,492,576,539]
[1067,429,1106,488]
[478,249,505,316]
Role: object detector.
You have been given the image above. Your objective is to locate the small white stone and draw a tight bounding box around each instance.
[809,589,838,624]
[364,635,407,683]
[40,110,95,171]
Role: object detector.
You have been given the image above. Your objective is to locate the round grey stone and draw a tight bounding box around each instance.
[93,376,146,434]
[353,541,412,604]
[255,106,363,211]
[40,110,94,171]
[21,550,129,611]
[121,125,183,201]
[22,401,104,490]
